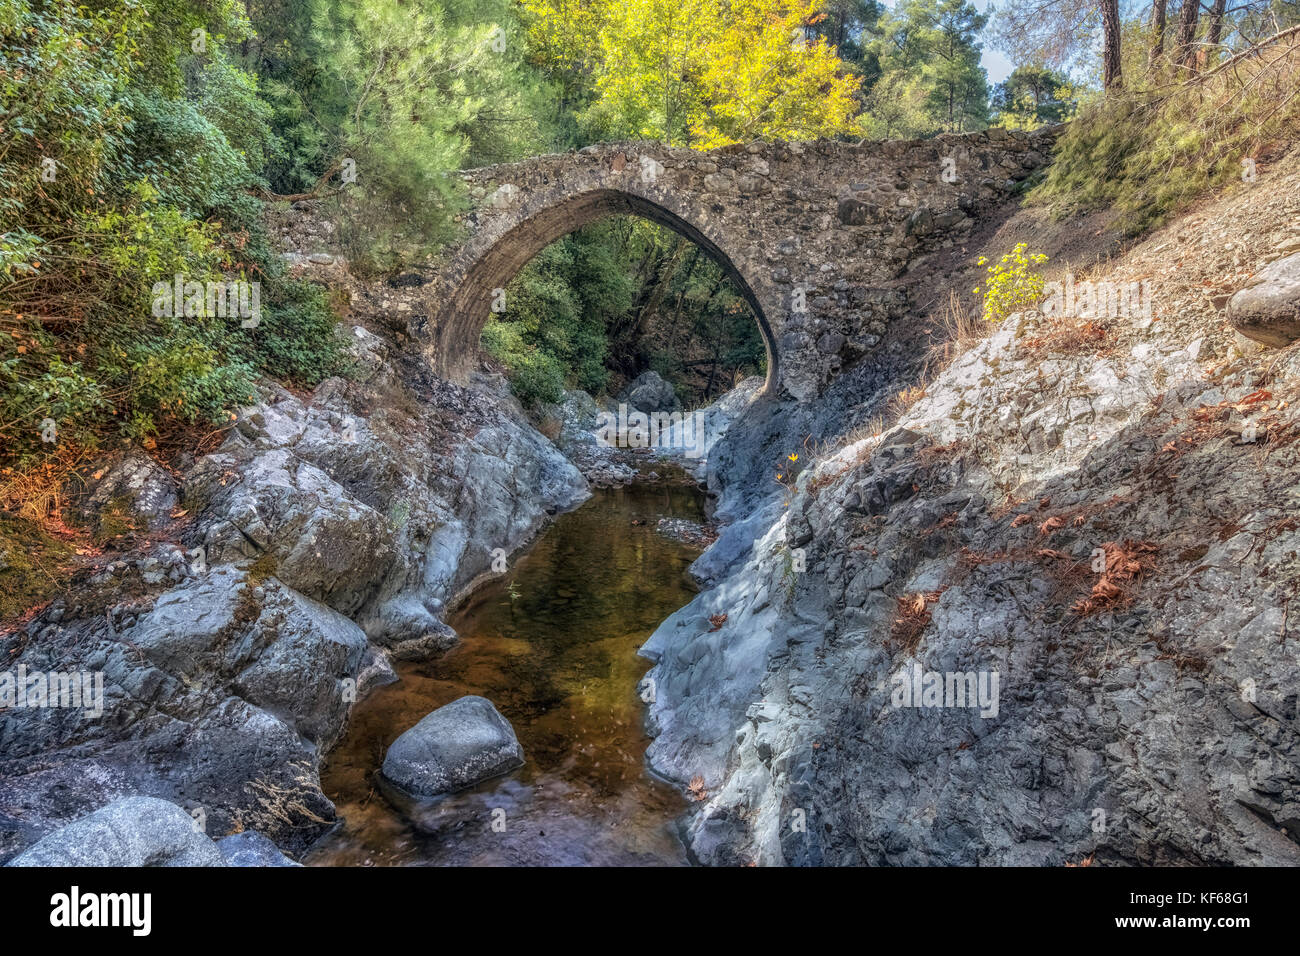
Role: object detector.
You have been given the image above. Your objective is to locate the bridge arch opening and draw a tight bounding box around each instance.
[434,188,777,400]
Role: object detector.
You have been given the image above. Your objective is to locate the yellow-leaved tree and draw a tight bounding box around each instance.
[593,0,713,145]
[523,0,863,148]
[691,0,862,147]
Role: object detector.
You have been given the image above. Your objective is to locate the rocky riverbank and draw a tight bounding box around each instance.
[0,304,587,860]
[637,148,1300,866]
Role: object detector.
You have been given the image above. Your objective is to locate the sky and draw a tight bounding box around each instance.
[878,0,1017,84]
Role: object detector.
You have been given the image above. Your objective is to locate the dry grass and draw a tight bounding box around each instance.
[0,444,92,521]
[923,290,990,378]
[1020,317,1110,356]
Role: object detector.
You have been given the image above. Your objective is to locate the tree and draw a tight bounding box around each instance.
[1149,0,1168,68]
[869,0,990,133]
[259,0,549,267]
[692,0,863,146]
[1100,0,1122,85]
[808,0,886,77]
[991,65,1078,126]
[589,0,713,144]
[1205,0,1228,48]
[1175,0,1201,66]
[989,0,1123,89]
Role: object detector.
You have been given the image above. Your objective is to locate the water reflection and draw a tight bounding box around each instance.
[307,481,706,866]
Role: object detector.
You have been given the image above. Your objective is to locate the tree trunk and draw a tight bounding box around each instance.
[1205,0,1227,48]
[1102,0,1123,89]
[1101,0,1124,88]
[1176,0,1201,67]
[1149,0,1168,68]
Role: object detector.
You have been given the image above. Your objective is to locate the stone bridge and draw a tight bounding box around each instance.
[420,129,1056,402]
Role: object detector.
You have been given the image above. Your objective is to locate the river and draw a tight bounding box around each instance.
[305,480,706,866]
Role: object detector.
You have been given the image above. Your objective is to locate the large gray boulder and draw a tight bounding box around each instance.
[619,370,680,414]
[7,797,224,867]
[381,696,524,797]
[126,567,368,749]
[1228,252,1300,346]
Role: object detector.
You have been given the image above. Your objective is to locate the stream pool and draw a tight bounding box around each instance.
[305,480,706,866]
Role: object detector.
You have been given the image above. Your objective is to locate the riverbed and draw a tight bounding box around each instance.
[306,480,706,866]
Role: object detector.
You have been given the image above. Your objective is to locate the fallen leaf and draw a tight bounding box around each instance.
[686,775,708,801]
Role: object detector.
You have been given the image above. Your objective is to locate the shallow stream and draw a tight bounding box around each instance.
[306,481,705,866]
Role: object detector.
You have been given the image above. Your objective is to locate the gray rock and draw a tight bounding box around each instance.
[217,830,300,867]
[619,371,680,414]
[8,797,224,867]
[126,567,367,749]
[1228,252,1300,346]
[72,449,178,536]
[640,304,1300,868]
[381,696,524,797]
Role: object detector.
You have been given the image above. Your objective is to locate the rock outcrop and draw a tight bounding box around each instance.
[640,302,1300,866]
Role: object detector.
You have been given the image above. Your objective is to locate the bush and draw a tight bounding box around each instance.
[973,243,1048,323]
[482,320,566,407]
[1032,37,1300,234]
[243,277,347,384]
[0,0,340,477]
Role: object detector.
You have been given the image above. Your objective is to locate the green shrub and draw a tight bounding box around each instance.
[482,320,566,407]
[243,277,347,384]
[0,1,341,474]
[1032,46,1300,235]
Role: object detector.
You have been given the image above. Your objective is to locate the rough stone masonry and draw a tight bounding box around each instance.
[421,128,1058,402]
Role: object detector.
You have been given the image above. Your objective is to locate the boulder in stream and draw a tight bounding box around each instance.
[380,695,524,797]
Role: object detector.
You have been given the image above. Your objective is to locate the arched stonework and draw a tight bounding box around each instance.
[421,129,1056,402]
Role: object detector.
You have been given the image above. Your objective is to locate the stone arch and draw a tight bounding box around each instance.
[429,185,780,395]
[424,134,1057,403]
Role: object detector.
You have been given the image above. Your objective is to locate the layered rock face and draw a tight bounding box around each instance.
[640,303,1300,866]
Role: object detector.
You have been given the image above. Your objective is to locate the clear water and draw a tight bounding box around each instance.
[306,481,706,866]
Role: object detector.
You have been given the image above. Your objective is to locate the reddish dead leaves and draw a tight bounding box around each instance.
[1073,540,1159,615]
[686,775,708,801]
[707,613,728,632]
[889,590,944,654]
[1038,515,1065,536]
